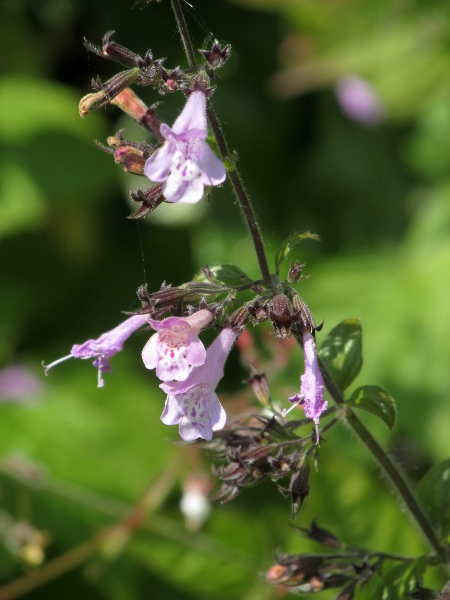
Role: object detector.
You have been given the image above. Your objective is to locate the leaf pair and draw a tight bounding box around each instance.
[318,319,397,430]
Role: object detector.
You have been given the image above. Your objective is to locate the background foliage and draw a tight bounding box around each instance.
[1,0,450,597]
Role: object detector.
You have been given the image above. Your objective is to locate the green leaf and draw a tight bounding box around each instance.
[417,459,450,541]
[397,556,427,597]
[318,319,362,390]
[195,264,252,287]
[348,385,397,430]
[274,231,319,275]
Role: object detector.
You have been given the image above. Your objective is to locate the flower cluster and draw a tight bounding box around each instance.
[44,304,240,441]
[46,32,329,450]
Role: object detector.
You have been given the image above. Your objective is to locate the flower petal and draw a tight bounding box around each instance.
[171,91,207,136]
[163,175,204,204]
[185,332,207,367]
[156,353,190,382]
[198,142,227,186]
[141,332,160,370]
[161,395,183,425]
[165,383,227,441]
[145,139,176,182]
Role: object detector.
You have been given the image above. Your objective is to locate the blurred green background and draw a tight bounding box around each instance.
[1,0,450,597]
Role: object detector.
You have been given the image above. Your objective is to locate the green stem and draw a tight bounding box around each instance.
[319,357,448,563]
[169,0,272,285]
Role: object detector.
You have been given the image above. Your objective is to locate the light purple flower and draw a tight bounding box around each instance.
[43,315,147,388]
[145,90,226,204]
[159,327,238,441]
[335,75,384,126]
[0,365,44,404]
[283,330,327,442]
[142,309,213,382]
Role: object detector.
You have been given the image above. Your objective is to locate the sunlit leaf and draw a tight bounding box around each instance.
[194,264,252,287]
[318,319,362,390]
[274,231,319,275]
[417,459,450,541]
[348,385,397,430]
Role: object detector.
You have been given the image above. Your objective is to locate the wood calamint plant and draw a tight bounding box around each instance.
[34,1,450,598]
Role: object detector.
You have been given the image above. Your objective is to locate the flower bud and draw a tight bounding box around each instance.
[79,68,139,117]
[246,371,271,407]
[84,31,140,68]
[111,87,147,120]
[113,146,146,175]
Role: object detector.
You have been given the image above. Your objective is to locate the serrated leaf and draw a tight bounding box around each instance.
[318,319,362,390]
[195,264,252,287]
[348,386,397,430]
[417,459,450,541]
[274,231,319,274]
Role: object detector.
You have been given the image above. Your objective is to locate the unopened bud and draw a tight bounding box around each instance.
[84,31,140,68]
[289,460,310,516]
[113,146,146,175]
[111,87,147,120]
[79,90,107,117]
[266,564,290,583]
[247,371,271,407]
[79,68,139,117]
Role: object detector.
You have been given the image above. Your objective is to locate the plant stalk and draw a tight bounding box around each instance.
[169,0,272,285]
[319,357,447,563]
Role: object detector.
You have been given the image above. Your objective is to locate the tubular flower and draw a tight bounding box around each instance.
[43,315,147,388]
[283,330,327,441]
[141,309,213,382]
[144,90,226,204]
[159,327,238,441]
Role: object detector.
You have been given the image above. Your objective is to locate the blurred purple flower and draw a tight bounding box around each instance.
[142,309,213,382]
[44,315,147,388]
[0,365,43,403]
[283,331,327,442]
[145,90,226,203]
[335,75,384,126]
[159,327,238,441]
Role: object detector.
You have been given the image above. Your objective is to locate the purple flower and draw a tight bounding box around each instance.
[0,365,44,404]
[142,309,213,382]
[144,90,226,204]
[283,330,327,442]
[159,327,238,441]
[43,315,147,388]
[335,75,384,126]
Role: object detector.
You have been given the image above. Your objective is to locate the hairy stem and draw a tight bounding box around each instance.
[169,0,272,285]
[319,357,447,563]
[206,104,272,284]
[170,0,197,71]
